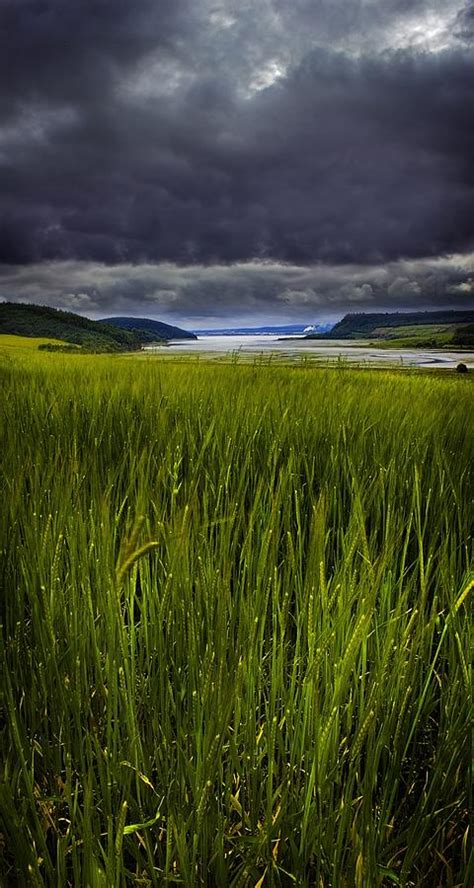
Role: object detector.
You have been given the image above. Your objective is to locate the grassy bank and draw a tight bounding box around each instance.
[1,352,472,886]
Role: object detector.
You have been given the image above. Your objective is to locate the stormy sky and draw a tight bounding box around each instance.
[1,1,473,325]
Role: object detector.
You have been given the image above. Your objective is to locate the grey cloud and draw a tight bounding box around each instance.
[388,277,422,300]
[454,3,474,40]
[1,255,472,325]
[344,284,375,303]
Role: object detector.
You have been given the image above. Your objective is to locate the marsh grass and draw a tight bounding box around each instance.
[0,353,472,886]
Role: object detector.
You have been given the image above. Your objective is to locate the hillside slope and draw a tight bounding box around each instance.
[307,310,474,344]
[0,303,160,351]
[102,316,197,340]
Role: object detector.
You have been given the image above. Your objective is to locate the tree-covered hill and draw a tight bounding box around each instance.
[102,316,197,340]
[306,310,474,344]
[452,323,474,347]
[0,302,163,352]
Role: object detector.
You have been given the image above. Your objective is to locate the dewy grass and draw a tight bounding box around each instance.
[0,352,472,887]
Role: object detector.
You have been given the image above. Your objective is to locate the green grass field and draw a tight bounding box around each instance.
[0,334,69,351]
[367,323,473,350]
[373,324,456,339]
[1,350,472,887]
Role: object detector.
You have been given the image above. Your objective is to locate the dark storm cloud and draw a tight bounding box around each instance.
[454,2,474,40]
[0,0,194,118]
[0,0,473,317]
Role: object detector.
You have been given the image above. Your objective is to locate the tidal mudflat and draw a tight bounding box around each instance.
[148,335,474,369]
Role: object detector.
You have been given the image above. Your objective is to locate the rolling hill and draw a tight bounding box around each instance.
[306,310,474,346]
[0,302,152,351]
[102,316,197,340]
